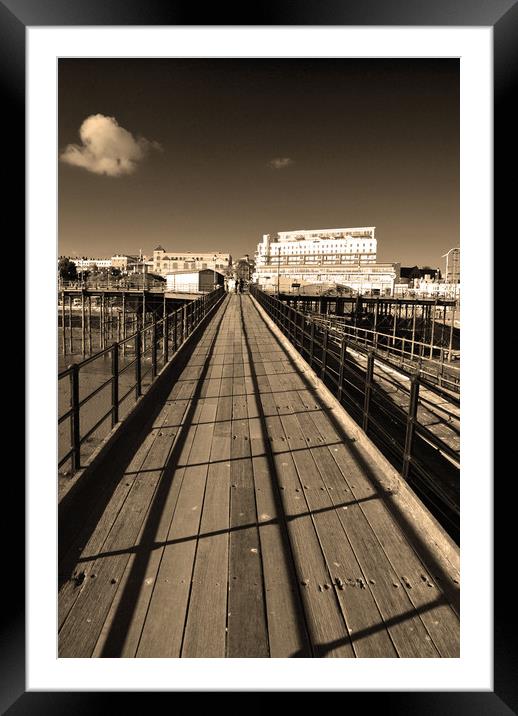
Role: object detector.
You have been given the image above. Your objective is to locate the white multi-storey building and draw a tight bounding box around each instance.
[254,227,399,294]
[70,257,112,270]
[153,246,231,277]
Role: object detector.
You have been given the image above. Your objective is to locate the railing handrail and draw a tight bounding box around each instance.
[59,288,224,475]
[252,289,459,397]
[310,313,460,357]
[250,284,459,539]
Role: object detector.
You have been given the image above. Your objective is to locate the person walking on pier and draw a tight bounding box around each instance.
[227,277,235,294]
[238,278,244,293]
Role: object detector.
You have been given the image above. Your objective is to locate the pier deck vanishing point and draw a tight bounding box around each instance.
[58,294,460,658]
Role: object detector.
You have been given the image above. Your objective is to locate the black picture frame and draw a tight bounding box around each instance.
[7,0,511,711]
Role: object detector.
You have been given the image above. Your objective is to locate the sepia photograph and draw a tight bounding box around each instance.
[56,57,462,659]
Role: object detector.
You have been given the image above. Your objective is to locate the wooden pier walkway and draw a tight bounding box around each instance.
[58,294,460,658]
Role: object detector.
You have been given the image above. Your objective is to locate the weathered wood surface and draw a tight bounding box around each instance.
[59,294,460,658]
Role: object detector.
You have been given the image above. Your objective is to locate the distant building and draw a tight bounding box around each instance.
[254,227,399,294]
[395,264,460,298]
[111,254,138,273]
[400,266,441,285]
[394,282,460,299]
[165,269,224,293]
[443,248,460,283]
[70,257,112,271]
[153,246,231,277]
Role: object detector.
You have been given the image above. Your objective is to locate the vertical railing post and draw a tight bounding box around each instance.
[410,304,417,359]
[163,312,169,363]
[135,330,142,399]
[402,374,420,480]
[182,304,188,341]
[122,293,126,357]
[151,314,157,379]
[173,309,178,352]
[321,328,329,380]
[81,291,86,357]
[338,336,347,403]
[439,345,445,386]
[69,363,81,472]
[309,322,316,368]
[100,292,105,350]
[142,291,147,352]
[363,351,374,433]
[429,300,437,359]
[447,301,456,362]
[111,342,119,427]
[61,290,67,356]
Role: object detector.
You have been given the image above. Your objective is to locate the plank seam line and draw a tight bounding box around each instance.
[133,297,231,657]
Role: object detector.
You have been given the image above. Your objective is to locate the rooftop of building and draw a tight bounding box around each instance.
[154,248,230,255]
[276,226,375,236]
[165,268,224,275]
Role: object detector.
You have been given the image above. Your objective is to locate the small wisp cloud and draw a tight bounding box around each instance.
[60,114,162,177]
[268,157,294,170]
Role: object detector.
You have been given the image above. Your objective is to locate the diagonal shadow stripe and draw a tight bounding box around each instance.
[75,494,379,564]
[90,299,231,657]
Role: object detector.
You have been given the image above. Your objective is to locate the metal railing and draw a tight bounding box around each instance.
[58,280,167,292]
[306,313,460,394]
[250,285,460,538]
[58,287,224,475]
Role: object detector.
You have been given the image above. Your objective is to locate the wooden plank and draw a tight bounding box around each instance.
[245,295,458,658]
[59,301,228,657]
[286,384,458,656]
[180,314,235,656]
[245,314,395,656]
[271,394,398,658]
[249,347,354,660]
[180,316,234,656]
[59,383,193,631]
[92,395,220,657]
[241,308,312,658]
[58,399,199,657]
[289,386,459,657]
[226,309,269,658]
[131,307,231,658]
[248,399,312,657]
[135,401,218,657]
[181,394,232,657]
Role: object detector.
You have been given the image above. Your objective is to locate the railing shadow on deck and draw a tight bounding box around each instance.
[95,296,316,658]
[247,294,460,616]
[74,494,379,565]
[58,294,226,588]
[59,294,458,658]
[291,595,450,658]
[91,303,232,657]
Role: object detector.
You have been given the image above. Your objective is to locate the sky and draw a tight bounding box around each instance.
[58,58,459,269]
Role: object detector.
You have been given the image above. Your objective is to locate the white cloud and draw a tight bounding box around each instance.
[268,157,294,170]
[60,114,161,177]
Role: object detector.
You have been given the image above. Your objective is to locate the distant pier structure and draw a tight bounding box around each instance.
[277,293,459,360]
[58,287,197,358]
